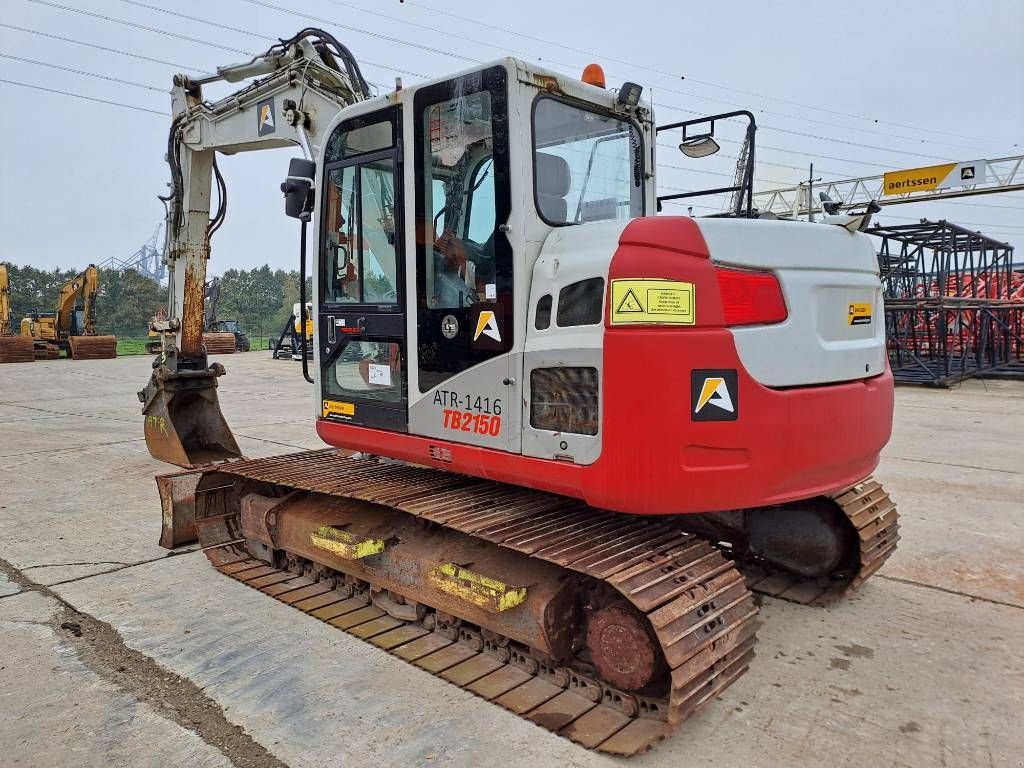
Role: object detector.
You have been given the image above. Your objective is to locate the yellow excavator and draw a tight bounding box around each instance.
[0,265,35,363]
[19,265,117,359]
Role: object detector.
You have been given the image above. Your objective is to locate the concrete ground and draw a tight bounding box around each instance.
[0,353,1021,768]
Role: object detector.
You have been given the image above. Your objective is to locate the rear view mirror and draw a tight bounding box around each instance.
[281,158,316,220]
[679,135,720,158]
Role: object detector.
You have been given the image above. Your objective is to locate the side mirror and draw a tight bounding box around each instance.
[679,134,720,158]
[281,158,316,220]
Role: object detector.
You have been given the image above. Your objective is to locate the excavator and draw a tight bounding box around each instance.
[19,265,117,359]
[202,277,251,353]
[0,265,35,363]
[148,279,250,355]
[141,30,898,755]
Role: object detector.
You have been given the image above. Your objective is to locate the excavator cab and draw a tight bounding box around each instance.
[311,63,651,444]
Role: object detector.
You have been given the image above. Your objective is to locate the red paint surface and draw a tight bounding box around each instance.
[316,216,894,515]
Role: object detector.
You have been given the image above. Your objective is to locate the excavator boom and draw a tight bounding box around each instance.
[139,29,369,467]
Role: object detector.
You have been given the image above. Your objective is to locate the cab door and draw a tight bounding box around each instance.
[318,108,408,432]
[406,65,520,452]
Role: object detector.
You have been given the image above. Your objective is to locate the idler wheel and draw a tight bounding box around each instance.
[586,602,658,691]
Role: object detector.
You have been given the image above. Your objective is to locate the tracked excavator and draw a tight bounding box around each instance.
[0,265,36,363]
[141,30,899,755]
[19,264,117,359]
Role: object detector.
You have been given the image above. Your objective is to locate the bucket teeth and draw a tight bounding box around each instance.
[310,526,385,559]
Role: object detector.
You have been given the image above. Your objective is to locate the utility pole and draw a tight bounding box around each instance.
[806,163,822,222]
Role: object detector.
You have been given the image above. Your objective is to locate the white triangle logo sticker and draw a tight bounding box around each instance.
[473,310,501,342]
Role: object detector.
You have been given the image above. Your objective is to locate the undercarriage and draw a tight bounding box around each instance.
[179,449,898,755]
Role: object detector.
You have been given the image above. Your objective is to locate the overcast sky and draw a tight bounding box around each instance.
[1,0,1022,275]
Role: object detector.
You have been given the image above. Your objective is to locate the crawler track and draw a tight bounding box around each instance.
[193,449,759,755]
[741,479,901,605]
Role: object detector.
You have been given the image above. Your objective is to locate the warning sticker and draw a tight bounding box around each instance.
[322,399,355,419]
[847,302,872,326]
[610,279,695,325]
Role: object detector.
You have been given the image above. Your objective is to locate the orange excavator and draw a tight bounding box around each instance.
[143,31,898,755]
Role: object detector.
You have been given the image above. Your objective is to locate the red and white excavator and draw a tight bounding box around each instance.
[141,30,898,755]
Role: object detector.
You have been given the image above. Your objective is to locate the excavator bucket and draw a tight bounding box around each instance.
[69,335,117,360]
[139,363,242,468]
[0,336,35,364]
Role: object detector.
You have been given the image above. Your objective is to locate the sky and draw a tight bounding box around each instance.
[1,0,1022,275]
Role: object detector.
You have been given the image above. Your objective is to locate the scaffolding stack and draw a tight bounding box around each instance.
[871,220,1024,386]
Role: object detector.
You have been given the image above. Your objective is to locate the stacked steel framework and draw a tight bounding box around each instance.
[871,220,1023,385]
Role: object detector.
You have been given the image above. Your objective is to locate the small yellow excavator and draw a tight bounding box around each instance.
[19,265,117,359]
[0,265,35,363]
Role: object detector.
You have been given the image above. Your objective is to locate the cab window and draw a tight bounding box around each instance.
[532,97,643,226]
[421,90,497,309]
[321,109,400,307]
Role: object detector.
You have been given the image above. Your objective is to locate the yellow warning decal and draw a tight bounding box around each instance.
[429,562,527,613]
[310,525,384,560]
[610,279,695,325]
[847,302,872,326]
[322,399,355,418]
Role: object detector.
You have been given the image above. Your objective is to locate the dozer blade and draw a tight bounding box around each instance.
[202,332,237,355]
[0,336,36,364]
[156,469,202,548]
[139,363,241,468]
[69,335,117,360]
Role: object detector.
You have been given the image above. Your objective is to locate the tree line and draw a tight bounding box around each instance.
[2,262,308,339]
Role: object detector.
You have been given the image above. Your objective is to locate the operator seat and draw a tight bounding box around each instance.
[536,152,571,224]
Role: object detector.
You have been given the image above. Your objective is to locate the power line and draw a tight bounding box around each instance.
[96,0,1008,172]
[0,78,166,115]
[339,0,1007,155]
[14,3,1022,223]
[237,0,478,64]
[398,0,1013,148]
[0,23,210,73]
[325,0,1012,157]
[0,52,164,92]
[645,84,998,154]
[652,100,956,162]
[114,0,427,80]
[26,0,250,55]
[1,78,1016,235]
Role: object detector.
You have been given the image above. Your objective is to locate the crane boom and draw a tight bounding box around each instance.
[753,155,1024,220]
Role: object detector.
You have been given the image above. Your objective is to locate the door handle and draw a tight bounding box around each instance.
[327,316,336,344]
